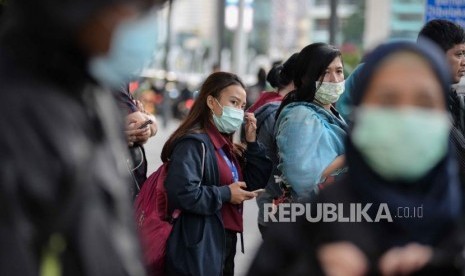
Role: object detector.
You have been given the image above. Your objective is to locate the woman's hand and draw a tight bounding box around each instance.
[133,100,158,138]
[244,112,257,143]
[322,155,346,179]
[379,243,432,276]
[318,242,368,276]
[125,127,151,146]
[228,181,256,204]
[125,111,152,146]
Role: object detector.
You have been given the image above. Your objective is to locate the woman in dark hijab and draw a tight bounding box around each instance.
[247,41,465,276]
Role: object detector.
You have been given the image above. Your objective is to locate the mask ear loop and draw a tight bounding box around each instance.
[212,98,224,116]
[214,98,224,109]
[207,96,216,115]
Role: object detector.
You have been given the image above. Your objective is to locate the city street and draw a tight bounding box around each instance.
[144,119,262,276]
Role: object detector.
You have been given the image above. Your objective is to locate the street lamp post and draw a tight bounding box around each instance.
[216,0,226,69]
[232,0,246,76]
[329,0,338,45]
[163,0,173,73]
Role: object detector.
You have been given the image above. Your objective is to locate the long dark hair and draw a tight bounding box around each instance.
[266,53,299,90]
[276,43,341,118]
[161,72,245,162]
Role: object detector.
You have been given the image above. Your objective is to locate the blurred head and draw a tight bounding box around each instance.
[276,43,343,116]
[418,19,465,83]
[5,0,168,57]
[360,52,446,111]
[266,53,299,90]
[350,41,452,182]
[161,72,246,161]
[212,63,221,73]
[83,0,169,88]
[256,67,267,86]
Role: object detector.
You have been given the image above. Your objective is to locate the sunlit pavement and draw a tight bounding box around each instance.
[144,119,262,276]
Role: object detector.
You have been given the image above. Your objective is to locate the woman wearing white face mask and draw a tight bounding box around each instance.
[161,72,271,276]
[274,43,347,202]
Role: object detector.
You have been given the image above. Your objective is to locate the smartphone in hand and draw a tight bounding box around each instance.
[252,189,266,195]
[138,119,153,129]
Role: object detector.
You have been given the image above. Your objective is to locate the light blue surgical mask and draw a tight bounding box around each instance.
[89,12,158,89]
[212,99,244,134]
[351,107,451,182]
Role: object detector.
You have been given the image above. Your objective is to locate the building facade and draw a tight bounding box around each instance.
[364,0,425,51]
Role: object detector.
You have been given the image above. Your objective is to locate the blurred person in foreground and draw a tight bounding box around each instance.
[0,0,167,275]
[248,41,465,276]
[246,53,299,238]
[89,3,160,199]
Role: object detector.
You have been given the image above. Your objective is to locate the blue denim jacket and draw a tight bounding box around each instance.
[275,102,348,200]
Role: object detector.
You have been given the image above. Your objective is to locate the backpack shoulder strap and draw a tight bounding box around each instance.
[170,140,206,220]
[255,102,280,134]
[199,142,206,186]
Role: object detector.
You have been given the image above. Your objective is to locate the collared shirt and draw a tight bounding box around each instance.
[206,122,244,232]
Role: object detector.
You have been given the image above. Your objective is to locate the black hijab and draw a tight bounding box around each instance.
[346,41,462,247]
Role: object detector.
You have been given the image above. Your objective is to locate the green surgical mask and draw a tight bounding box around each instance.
[351,107,451,182]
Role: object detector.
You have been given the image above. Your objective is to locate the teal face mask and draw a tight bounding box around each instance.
[352,107,451,182]
[89,12,158,89]
[212,99,244,134]
[315,80,345,105]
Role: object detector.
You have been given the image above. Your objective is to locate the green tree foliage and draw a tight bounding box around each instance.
[342,0,365,47]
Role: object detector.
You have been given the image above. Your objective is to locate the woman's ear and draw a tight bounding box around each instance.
[206,95,215,110]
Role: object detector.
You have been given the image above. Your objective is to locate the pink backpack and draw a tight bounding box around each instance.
[134,143,205,275]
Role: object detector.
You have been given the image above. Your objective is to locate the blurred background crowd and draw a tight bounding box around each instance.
[68,0,463,126]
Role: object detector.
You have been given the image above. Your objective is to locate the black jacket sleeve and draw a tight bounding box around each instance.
[165,138,231,215]
[450,127,465,186]
[0,86,146,276]
[243,141,273,191]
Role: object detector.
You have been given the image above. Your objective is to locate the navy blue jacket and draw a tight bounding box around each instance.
[165,133,271,276]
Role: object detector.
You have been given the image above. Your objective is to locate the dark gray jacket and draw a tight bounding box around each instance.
[0,15,145,276]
